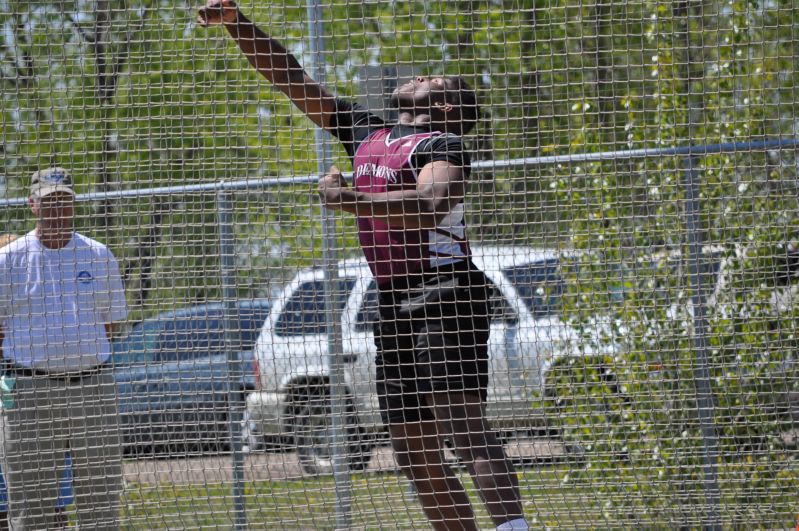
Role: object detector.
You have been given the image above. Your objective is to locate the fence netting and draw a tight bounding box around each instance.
[0,0,797,529]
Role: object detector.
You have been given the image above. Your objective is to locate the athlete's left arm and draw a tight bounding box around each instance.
[319,161,465,230]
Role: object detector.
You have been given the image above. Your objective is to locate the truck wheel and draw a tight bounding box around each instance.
[241,409,262,453]
[292,387,372,475]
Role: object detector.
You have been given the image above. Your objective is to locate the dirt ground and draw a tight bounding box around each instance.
[123,438,568,485]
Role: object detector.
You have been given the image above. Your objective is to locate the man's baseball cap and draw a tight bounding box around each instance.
[30,167,75,198]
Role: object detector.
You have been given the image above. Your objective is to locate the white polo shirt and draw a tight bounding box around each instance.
[0,231,128,373]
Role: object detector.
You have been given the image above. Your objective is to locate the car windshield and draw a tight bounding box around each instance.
[237,305,273,350]
[502,259,564,318]
[354,283,379,332]
[158,314,226,360]
[504,255,712,319]
[275,278,357,336]
[113,302,272,365]
[158,305,274,360]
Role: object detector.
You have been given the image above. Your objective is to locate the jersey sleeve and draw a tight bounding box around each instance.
[328,99,386,159]
[0,252,10,323]
[410,134,472,178]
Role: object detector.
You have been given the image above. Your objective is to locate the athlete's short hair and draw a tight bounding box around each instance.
[444,76,479,136]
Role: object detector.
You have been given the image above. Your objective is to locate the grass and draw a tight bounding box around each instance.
[111,461,798,529]
[120,467,582,530]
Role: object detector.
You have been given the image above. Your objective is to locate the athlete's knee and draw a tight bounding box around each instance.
[451,432,506,464]
[392,443,413,469]
[389,429,420,467]
[448,422,495,447]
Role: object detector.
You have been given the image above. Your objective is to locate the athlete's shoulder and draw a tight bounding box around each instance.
[432,130,462,139]
[331,100,386,137]
[416,131,466,154]
[409,131,470,172]
[432,131,465,143]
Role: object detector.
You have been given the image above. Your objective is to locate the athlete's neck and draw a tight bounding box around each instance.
[396,108,457,135]
[397,110,429,126]
[397,111,449,134]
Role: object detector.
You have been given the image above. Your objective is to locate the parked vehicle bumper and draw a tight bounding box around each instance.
[487,399,548,430]
[246,391,287,437]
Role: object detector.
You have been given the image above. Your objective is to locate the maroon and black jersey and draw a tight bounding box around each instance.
[329,100,472,287]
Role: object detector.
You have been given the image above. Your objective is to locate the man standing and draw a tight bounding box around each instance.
[198,2,528,530]
[0,167,127,529]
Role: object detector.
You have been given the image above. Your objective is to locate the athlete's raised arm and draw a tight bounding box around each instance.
[197,0,337,131]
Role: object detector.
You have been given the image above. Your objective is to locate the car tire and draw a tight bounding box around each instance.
[291,387,372,475]
[241,409,262,453]
[240,402,291,453]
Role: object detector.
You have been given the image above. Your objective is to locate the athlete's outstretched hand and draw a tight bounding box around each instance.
[197,0,239,27]
[318,165,349,211]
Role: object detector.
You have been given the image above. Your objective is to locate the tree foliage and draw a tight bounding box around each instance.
[0,1,797,521]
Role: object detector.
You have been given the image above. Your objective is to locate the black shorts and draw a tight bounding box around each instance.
[374,263,492,425]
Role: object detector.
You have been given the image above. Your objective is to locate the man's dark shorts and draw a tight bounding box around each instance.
[373,262,492,425]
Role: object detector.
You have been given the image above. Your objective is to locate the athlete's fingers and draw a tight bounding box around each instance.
[318,174,340,194]
[197,0,238,26]
[325,165,348,188]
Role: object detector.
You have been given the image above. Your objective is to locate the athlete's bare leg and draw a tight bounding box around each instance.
[426,391,524,527]
[388,420,478,531]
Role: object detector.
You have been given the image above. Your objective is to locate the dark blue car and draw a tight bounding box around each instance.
[0,453,72,515]
[111,299,271,456]
[0,300,270,513]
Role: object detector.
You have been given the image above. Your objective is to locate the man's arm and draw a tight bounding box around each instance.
[198,0,338,130]
[319,161,466,230]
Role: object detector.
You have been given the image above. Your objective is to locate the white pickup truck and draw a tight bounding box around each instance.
[244,246,598,473]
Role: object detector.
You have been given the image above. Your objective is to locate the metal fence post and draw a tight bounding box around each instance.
[1,138,795,528]
[217,189,247,530]
[306,0,352,529]
[681,155,722,530]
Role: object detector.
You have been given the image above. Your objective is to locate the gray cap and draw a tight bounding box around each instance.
[30,167,75,198]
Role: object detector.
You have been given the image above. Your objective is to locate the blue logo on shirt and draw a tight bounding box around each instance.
[77,271,93,284]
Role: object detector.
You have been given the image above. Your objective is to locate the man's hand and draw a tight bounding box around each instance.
[197,0,239,27]
[318,165,349,211]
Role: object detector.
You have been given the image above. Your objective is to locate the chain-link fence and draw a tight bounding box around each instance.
[1,1,798,529]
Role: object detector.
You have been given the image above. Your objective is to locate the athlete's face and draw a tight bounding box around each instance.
[390,76,452,111]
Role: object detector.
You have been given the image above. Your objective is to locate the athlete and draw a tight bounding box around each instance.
[198,2,528,529]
